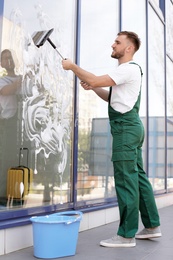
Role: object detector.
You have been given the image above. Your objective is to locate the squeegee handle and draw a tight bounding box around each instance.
[47,38,65,60]
[47,38,56,49]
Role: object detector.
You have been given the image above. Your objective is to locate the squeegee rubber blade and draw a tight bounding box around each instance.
[32,29,54,48]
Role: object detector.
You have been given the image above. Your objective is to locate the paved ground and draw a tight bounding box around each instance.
[0,205,173,260]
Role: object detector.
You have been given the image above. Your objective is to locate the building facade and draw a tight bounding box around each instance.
[0,0,173,255]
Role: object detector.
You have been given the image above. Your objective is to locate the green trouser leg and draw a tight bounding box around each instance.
[113,147,160,238]
[113,153,139,238]
[137,148,160,228]
[111,118,160,238]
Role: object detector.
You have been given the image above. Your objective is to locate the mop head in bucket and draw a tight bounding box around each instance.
[30,211,83,259]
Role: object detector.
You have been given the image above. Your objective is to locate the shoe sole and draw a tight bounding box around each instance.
[100,242,136,248]
[135,233,162,239]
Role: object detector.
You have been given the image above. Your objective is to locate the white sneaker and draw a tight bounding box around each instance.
[100,235,136,248]
[136,226,162,239]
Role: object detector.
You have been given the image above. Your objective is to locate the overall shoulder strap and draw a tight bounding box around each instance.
[129,62,143,76]
[108,86,112,104]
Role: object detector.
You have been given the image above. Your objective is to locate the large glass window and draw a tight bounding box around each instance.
[121,0,147,169]
[0,0,75,211]
[77,0,119,206]
[0,0,172,221]
[166,1,173,60]
[166,0,173,190]
[148,5,165,191]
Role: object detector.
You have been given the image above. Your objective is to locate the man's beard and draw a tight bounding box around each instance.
[111,49,125,59]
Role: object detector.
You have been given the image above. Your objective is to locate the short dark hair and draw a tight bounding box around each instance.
[117,31,141,52]
[1,49,12,60]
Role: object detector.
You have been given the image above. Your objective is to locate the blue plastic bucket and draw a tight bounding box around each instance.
[30,211,83,259]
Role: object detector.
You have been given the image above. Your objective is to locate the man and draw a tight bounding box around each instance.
[62,31,161,248]
[0,49,22,119]
[0,49,22,201]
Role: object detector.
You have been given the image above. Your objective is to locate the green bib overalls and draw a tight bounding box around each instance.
[108,63,160,238]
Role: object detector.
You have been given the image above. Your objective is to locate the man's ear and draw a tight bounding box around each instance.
[126,45,135,53]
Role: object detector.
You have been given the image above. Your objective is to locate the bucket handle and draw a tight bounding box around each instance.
[54,211,83,225]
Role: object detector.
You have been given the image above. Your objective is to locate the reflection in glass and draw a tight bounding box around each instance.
[0,0,75,210]
[77,0,118,205]
[0,49,22,209]
[166,57,173,189]
[166,0,173,59]
[148,6,165,191]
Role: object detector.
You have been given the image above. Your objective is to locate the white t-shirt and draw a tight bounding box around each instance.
[0,76,18,119]
[108,61,142,113]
